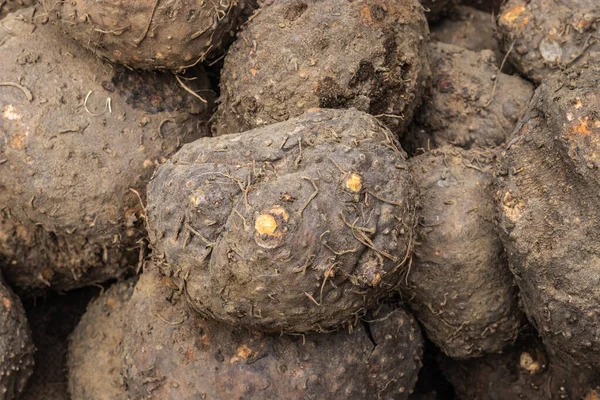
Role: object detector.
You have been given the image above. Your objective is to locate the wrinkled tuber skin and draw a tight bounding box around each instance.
[404,147,522,358]
[498,0,600,84]
[148,109,418,333]
[213,0,431,137]
[0,0,33,19]
[40,0,250,71]
[420,0,456,22]
[0,275,35,400]
[496,65,600,367]
[0,11,214,293]
[440,335,600,400]
[431,6,506,69]
[121,266,423,400]
[68,281,134,400]
[403,42,533,153]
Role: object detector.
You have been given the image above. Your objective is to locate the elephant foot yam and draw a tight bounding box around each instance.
[213,0,430,137]
[496,65,600,367]
[0,11,214,292]
[40,0,250,70]
[147,108,418,333]
[498,0,600,83]
[403,42,533,153]
[404,146,522,358]
[118,266,423,400]
[0,275,34,400]
[440,335,600,400]
[68,281,135,400]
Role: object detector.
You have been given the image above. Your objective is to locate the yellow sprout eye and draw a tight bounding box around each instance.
[519,352,541,375]
[500,4,529,29]
[345,173,363,193]
[253,206,290,249]
[255,214,278,235]
[500,4,524,24]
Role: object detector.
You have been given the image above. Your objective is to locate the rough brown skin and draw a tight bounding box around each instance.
[497,0,600,84]
[147,108,418,333]
[402,42,533,153]
[440,334,600,400]
[0,275,35,400]
[0,0,33,19]
[0,11,214,293]
[420,0,456,22]
[404,147,522,358]
[496,65,600,367]
[40,0,250,71]
[121,266,423,400]
[430,6,507,69]
[19,286,100,400]
[213,0,431,137]
[68,281,134,400]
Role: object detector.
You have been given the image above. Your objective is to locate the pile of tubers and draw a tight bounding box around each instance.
[1,0,600,399]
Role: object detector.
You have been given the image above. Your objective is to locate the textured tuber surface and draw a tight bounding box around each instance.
[213,0,431,137]
[120,266,423,400]
[0,10,214,293]
[403,42,533,153]
[497,0,600,84]
[404,147,522,358]
[148,108,418,333]
[0,275,35,400]
[68,281,134,400]
[40,0,250,70]
[496,65,600,367]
